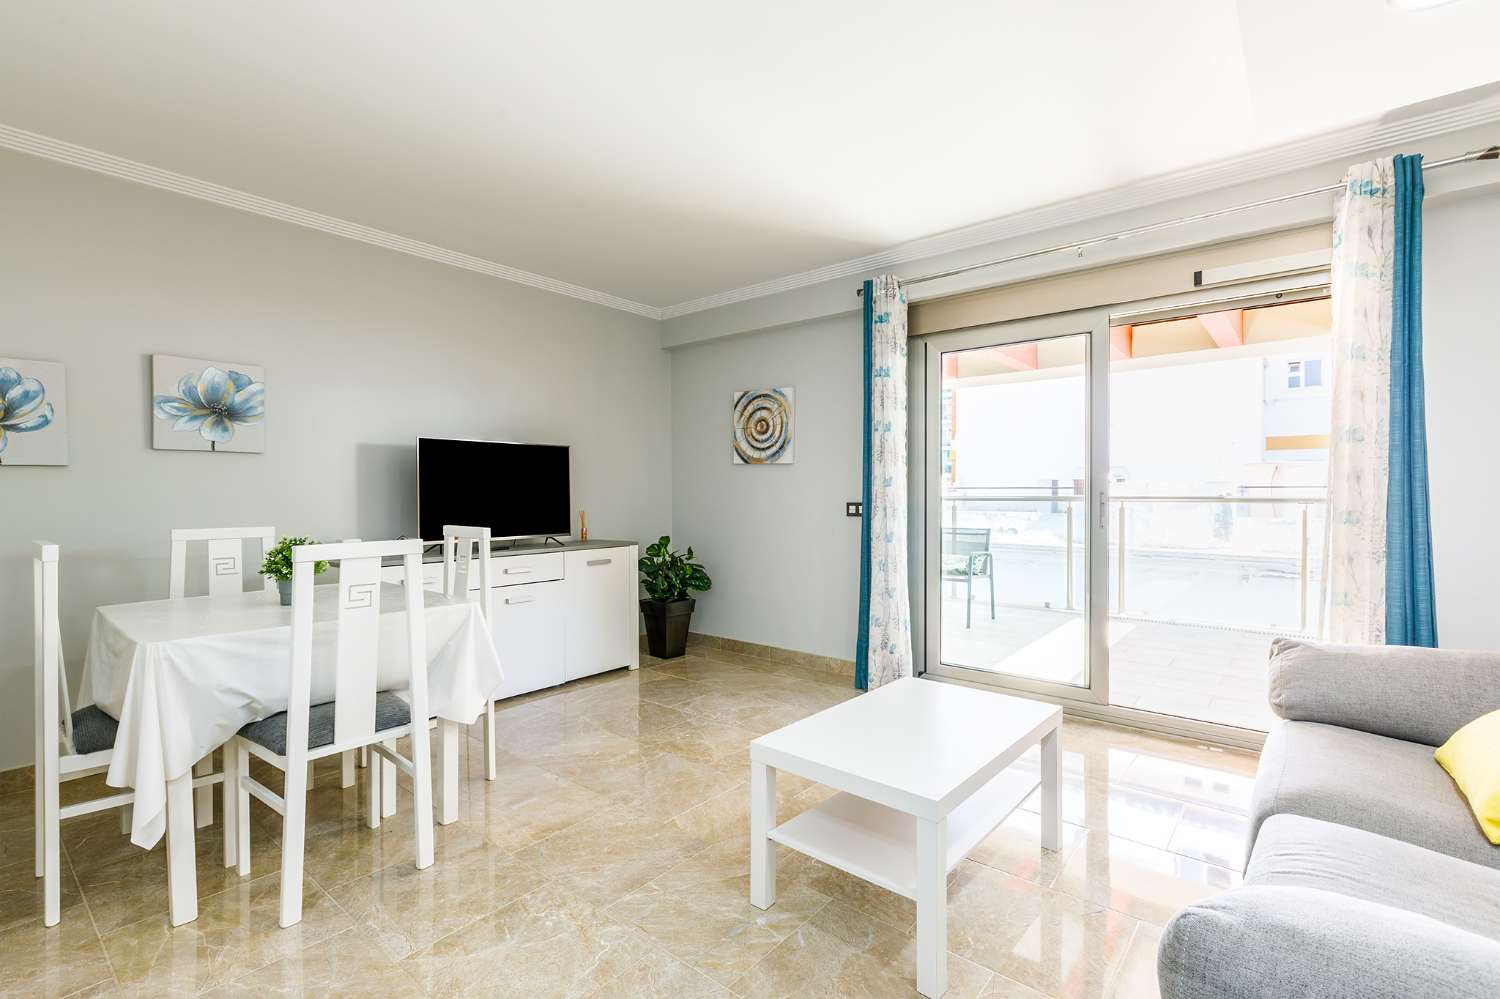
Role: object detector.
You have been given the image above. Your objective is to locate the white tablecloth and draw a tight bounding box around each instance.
[80,583,503,849]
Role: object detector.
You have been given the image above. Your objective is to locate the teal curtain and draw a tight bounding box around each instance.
[1385,154,1438,647]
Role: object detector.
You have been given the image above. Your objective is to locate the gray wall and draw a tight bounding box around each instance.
[670,315,863,660]
[0,150,671,770]
[670,188,1500,664]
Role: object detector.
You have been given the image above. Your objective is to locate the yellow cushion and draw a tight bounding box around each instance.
[1435,708,1500,846]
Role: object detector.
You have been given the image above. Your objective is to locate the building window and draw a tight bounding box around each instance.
[1287,358,1323,390]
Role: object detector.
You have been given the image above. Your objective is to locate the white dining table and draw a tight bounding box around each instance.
[78,581,503,923]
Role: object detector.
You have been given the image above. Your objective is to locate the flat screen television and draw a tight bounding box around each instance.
[417,437,570,542]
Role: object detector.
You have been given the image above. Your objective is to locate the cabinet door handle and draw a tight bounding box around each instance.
[586,558,612,566]
[503,567,533,575]
[504,595,536,605]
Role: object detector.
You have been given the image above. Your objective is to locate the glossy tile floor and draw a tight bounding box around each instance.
[0,648,1260,998]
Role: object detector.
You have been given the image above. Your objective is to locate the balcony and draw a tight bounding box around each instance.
[939,490,1328,731]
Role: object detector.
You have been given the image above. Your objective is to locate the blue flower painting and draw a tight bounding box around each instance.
[0,359,68,465]
[152,355,266,453]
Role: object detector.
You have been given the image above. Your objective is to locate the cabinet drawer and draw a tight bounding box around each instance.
[492,580,566,699]
[493,552,564,587]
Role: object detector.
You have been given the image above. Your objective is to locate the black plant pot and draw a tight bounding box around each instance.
[641,598,695,659]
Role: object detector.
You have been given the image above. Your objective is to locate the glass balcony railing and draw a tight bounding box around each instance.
[940,490,1328,636]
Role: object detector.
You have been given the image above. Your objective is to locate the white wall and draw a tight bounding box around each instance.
[1423,187,1500,650]
[0,150,671,770]
[670,316,863,660]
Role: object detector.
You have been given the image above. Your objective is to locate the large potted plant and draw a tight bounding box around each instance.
[259,536,331,605]
[638,536,711,659]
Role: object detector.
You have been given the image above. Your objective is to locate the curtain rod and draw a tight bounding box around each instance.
[856,145,1499,296]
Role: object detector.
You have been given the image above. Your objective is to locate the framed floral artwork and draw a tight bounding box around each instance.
[152,354,265,453]
[0,357,68,466]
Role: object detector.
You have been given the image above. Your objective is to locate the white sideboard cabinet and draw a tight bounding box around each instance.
[380,540,640,699]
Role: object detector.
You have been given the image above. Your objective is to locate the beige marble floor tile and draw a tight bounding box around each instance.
[1165,804,1251,872]
[201,925,420,997]
[0,767,31,797]
[672,688,812,735]
[401,882,656,999]
[300,812,488,891]
[1114,755,1257,814]
[513,805,706,907]
[1018,782,1186,852]
[946,860,1140,997]
[635,673,713,708]
[730,899,994,999]
[458,760,610,853]
[583,944,733,998]
[1054,834,1240,928]
[75,823,282,935]
[969,810,1089,888]
[0,903,115,998]
[100,871,353,995]
[569,750,744,822]
[608,837,831,986]
[979,974,1050,997]
[668,776,822,850]
[0,853,84,933]
[1105,922,1163,999]
[329,836,546,960]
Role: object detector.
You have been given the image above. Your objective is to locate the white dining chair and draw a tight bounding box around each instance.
[225,538,435,927]
[442,524,498,783]
[167,525,275,827]
[33,542,149,926]
[168,525,277,599]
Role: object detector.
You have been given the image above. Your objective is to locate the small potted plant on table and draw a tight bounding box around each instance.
[638,536,711,659]
[260,536,331,605]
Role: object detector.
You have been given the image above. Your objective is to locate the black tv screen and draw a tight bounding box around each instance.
[417,438,570,542]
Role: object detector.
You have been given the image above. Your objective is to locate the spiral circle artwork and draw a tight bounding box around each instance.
[732,387,794,464]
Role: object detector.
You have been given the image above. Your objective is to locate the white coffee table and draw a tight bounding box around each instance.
[749,676,1062,998]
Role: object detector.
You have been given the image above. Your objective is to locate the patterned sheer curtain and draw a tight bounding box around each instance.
[1326,154,1437,647]
[856,276,913,688]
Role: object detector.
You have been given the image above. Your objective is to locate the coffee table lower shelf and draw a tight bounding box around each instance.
[765,767,1040,899]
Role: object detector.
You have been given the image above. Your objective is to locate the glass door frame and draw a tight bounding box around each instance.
[918,307,1112,706]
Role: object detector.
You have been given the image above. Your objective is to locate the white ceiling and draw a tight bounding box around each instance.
[1,0,1497,312]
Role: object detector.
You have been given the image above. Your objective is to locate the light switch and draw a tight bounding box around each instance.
[846,501,862,517]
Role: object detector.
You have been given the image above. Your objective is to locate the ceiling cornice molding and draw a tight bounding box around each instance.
[0,122,664,320]
[658,92,1500,320]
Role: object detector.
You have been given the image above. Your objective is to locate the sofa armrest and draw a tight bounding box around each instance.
[1267,638,1500,745]
[1159,885,1500,999]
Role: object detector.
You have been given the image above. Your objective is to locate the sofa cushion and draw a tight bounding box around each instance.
[1158,884,1500,999]
[1250,719,1500,871]
[238,691,411,756]
[1247,814,1500,939]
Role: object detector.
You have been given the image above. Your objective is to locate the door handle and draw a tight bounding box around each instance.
[503,567,533,575]
[504,595,536,605]
[1098,492,1108,530]
[587,558,612,567]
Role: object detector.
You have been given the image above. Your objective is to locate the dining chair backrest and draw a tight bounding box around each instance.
[33,542,73,756]
[442,524,494,623]
[169,526,276,598]
[286,539,430,754]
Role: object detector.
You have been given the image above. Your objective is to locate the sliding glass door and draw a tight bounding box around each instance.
[922,309,1111,703]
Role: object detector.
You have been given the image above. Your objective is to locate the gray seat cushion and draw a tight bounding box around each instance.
[238,692,411,756]
[1159,815,1500,998]
[1248,813,1500,939]
[1250,718,1500,871]
[70,705,119,755]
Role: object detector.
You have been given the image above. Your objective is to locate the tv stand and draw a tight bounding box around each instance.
[381,539,640,699]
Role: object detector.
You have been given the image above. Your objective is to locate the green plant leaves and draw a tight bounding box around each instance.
[259,536,330,581]
[637,535,711,602]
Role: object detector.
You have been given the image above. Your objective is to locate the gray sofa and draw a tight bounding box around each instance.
[1159,639,1500,998]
